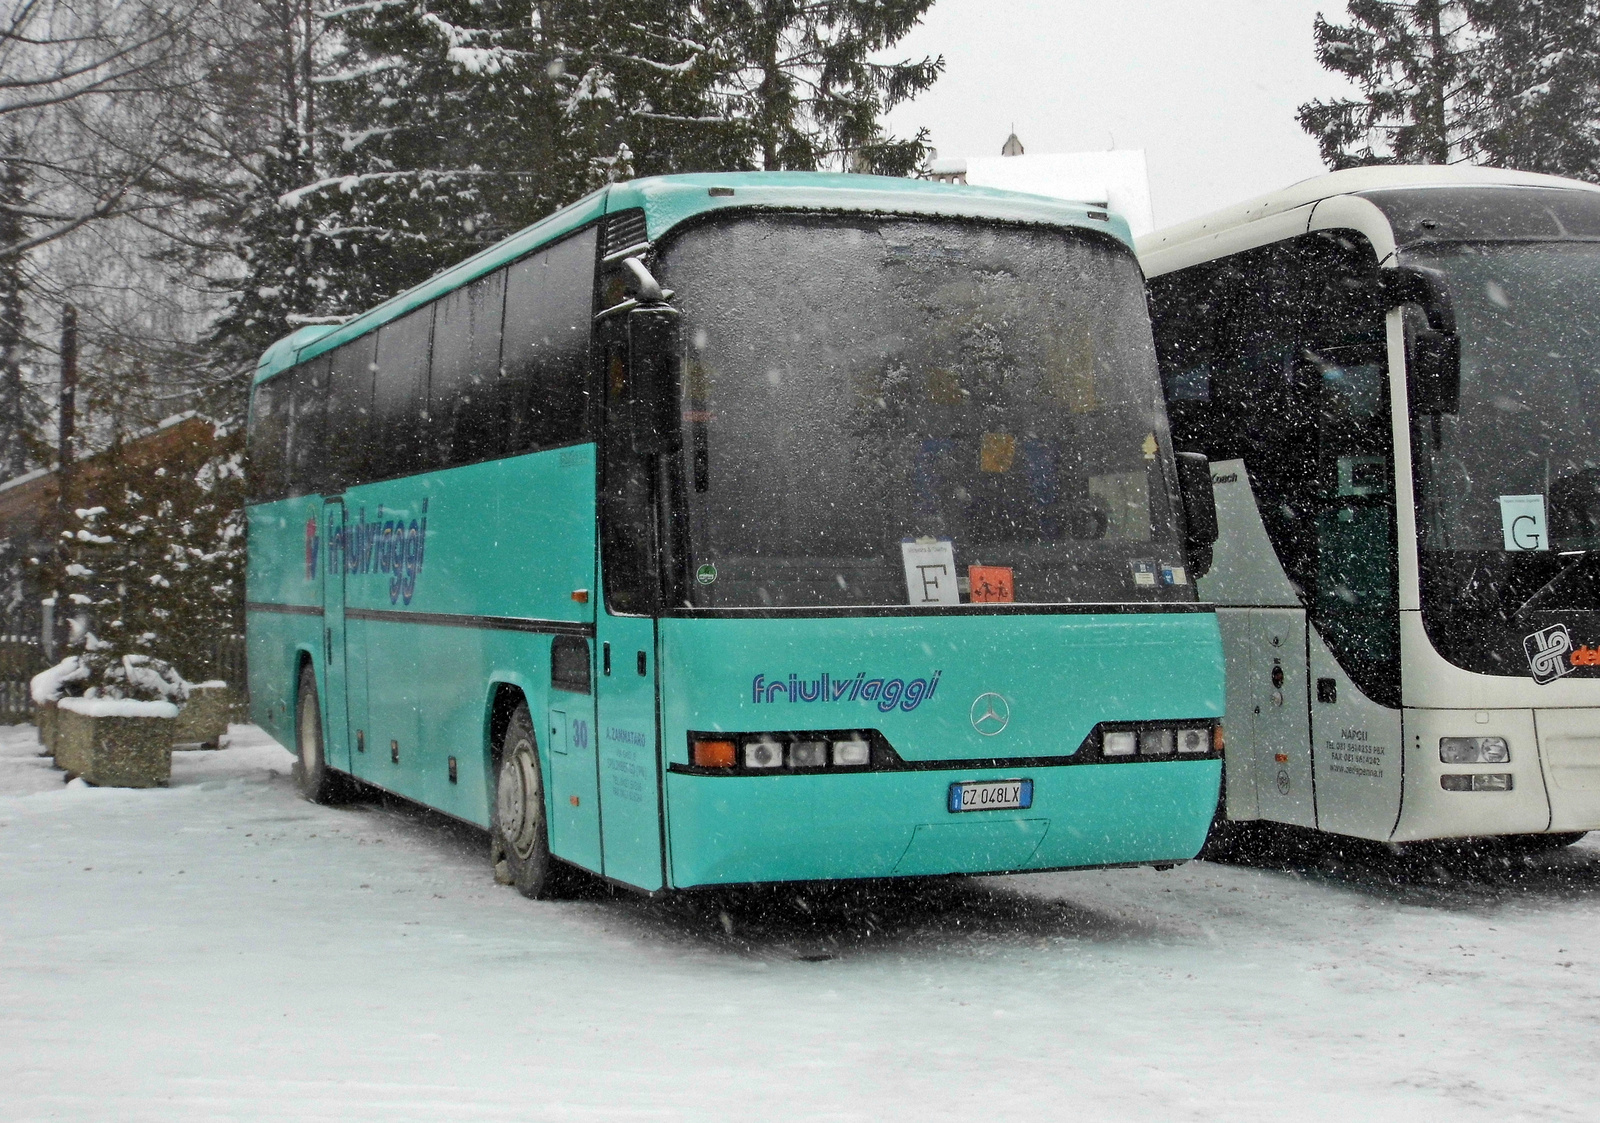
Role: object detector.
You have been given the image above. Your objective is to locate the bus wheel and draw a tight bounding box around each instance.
[492,702,561,899]
[294,663,348,804]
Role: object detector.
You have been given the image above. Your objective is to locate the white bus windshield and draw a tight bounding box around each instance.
[1408,240,1600,560]
[656,214,1187,609]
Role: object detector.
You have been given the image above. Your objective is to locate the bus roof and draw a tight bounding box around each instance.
[255,171,1131,384]
[1135,164,1600,266]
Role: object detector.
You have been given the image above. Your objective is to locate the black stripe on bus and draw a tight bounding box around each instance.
[345,607,595,637]
[246,601,324,617]
[661,601,1213,620]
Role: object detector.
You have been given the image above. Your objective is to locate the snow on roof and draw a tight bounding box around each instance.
[950,150,1156,237]
[1137,164,1600,260]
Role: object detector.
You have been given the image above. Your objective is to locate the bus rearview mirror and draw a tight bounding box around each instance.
[1382,264,1461,415]
[626,305,683,455]
[1175,451,1218,579]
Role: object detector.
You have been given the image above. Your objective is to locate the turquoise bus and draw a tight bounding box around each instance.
[246,172,1226,897]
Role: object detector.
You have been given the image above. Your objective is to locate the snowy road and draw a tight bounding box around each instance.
[2,725,1597,1122]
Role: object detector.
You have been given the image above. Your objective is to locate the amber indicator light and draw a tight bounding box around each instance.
[692,739,736,768]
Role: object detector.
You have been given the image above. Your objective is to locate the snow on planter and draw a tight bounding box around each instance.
[54,697,178,788]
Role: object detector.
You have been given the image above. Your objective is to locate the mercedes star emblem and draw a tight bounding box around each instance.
[970,692,1011,736]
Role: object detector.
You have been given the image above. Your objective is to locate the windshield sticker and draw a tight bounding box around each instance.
[979,433,1016,473]
[751,671,941,712]
[1130,559,1157,587]
[968,565,1014,603]
[1499,494,1549,551]
[695,563,717,586]
[1525,623,1574,684]
[901,538,960,605]
[1161,562,1188,586]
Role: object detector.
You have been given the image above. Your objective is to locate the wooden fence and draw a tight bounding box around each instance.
[0,636,45,724]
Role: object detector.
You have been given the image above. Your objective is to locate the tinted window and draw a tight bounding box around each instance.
[657,215,1184,609]
[1150,231,1399,705]
[1363,185,1600,246]
[286,356,329,497]
[247,374,290,503]
[502,228,597,453]
[372,307,433,481]
[326,335,377,490]
[428,269,506,468]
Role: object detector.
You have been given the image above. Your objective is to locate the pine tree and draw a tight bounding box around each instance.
[1299,0,1600,180]
[706,0,943,173]
[1298,1,1477,168]
[1464,0,1600,180]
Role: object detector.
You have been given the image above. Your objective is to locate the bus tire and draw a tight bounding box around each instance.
[491,702,564,899]
[294,663,350,804]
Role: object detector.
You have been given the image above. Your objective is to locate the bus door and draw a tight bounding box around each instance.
[1246,610,1315,827]
[321,498,352,772]
[547,634,601,874]
[593,611,661,889]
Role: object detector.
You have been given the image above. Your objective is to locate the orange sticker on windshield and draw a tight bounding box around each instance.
[968,565,1014,603]
[980,433,1016,473]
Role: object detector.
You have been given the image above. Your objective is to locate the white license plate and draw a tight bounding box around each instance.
[947,779,1033,813]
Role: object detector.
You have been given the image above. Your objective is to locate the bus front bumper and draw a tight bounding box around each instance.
[663,759,1221,888]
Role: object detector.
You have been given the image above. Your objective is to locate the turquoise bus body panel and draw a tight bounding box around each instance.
[656,612,1223,887]
[249,446,598,835]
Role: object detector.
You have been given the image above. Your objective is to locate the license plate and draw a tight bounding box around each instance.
[947,779,1033,813]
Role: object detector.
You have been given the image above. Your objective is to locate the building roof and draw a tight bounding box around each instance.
[255,171,1133,384]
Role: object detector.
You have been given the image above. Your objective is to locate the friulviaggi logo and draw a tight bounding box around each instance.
[329,500,430,605]
[752,671,942,713]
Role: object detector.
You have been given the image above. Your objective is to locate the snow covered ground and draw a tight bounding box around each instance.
[2,723,1597,1122]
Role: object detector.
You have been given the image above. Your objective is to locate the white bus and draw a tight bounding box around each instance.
[1140,165,1600,849]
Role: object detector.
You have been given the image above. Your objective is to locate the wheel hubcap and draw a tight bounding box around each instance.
[298,690,320,772]
[497,738,539,859]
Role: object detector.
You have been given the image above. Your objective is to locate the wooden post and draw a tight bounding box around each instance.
[57,303,76,493]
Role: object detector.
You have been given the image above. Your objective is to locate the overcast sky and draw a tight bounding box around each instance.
[883,0,1360,229]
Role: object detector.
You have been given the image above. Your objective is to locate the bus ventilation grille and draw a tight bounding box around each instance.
[603,209,649,258]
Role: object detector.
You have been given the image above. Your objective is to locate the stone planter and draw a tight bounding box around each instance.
[174,682,233,748]
[54,698,178,788]
[34,701,58,757]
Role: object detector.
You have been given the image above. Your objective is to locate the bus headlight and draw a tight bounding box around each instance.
[1139,730,1175,755]
[1177,728,1209,754]
[789,741,828,768]
[1442,773,1513,791]
[1103,731,1136,757]
[831,738,870,767]
[1440,736,1510,764]
[743,739,784,769]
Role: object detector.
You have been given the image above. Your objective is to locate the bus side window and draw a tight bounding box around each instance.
[286,356,330,498]
[502,227,598,454]
[372,306,433,482]
[327,335,377,491]
[247,375,291,504]
[429,268,506,468]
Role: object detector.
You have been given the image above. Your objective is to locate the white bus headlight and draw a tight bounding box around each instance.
[789,740,828,768]
[1139,729,1175,755]
[1440,736,1510,764]
[831,738,870,767]
[743,739,784,769]
[1103,731,1136,756]
[1441,773,1513,792]
[1177,728,1209,754]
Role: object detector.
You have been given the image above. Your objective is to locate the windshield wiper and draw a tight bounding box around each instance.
[1514,549,1600,618]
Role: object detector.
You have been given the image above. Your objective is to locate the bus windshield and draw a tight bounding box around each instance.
[656,213,1186,609]
[1406,239,1600,669]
